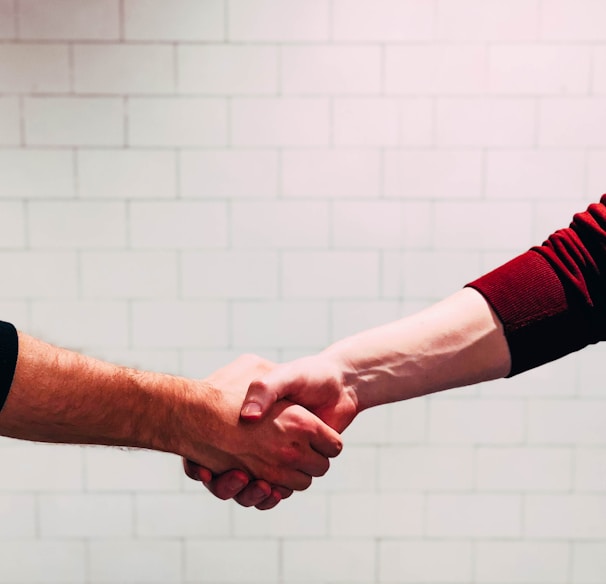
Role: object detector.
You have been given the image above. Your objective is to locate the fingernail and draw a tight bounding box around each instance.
[242,402,262,417]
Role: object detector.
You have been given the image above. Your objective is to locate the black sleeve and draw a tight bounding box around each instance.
[0,321,18,411]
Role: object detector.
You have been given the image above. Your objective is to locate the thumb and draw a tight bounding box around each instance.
[240,377,281,421]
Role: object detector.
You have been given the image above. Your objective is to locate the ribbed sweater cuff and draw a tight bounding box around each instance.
[0,321,18,412]
[466,251,584,377]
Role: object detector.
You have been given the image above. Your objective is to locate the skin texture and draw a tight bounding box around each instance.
[0,333,342,495]
[192,288,512,507]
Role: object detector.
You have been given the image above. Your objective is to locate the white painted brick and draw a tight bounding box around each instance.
[178,45,277,95]
[25,97,123,146]
[434,201,534,251]
[541,0,606,40]
[0,443,83,491]
[283,539,375,583]
[124,0,224,41]
[386,45,487,95]
[232,300,329,349]
[132,300,228,349]
[231,201,329,248]
[28,201,126,249]
[334,98,399,146]
[129,201,227,249]
[587,151,606,198]
[333,0,434,41]
[437,98,535,147]
[313,446,377,492]
[330,492,424,537]
[427,493,522,537]
[136,493,229,537]
[19,0,119,40]
[594,47,606,94]
[128,98,227,147]
[486,150,585,200]
[387,398,428,444]
[90,348,180,375]
[74,44,174,94]
[78,149,176,199]
[85,448,180,491]
[39,494,132,537]
[0,302,29,327]
[228,0,329,42]
[234,491,327,537]
[182,251,278,299]
[379,446,474,491]
[401,201,434,248]
[0,0,15,38]
[31,300,129,348]
[181,150,278,198]
[0,202,25,248]
[81,251,178,298]
[89,540,181,584]
[575,338,606,397]
[333,201,403,248]
[489,45,591,95]
[401,251,482,299]
[437,0,540,41]
[231,98,330,146]
[528,400,606,445]
[477,447,572,491]
[281,251,379,299]
[475,541,569,584]
[573,543,606,584]
[282,150,380,198]
[525,494,606,538]
[574,449,606,492]
[186,540,279,583]
[281,46,381,95]
[0,541,85,583]
[0,44,69,93]
[429,398,525,444]
[384,150,483,199]
[0,97,20,145]
[342,404,390,445]
[331,300,401,340]
[0,495,36,537]
[0,150,74,199]
[380,540,473,583]
[540,98,606,147]
[0,252,78,299]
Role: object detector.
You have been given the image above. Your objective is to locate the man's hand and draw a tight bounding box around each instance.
[178,354,343,507]
[187,351,360,507]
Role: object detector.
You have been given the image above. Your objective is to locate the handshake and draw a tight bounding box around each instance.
[0,289,510,510]
[180,350,359,511]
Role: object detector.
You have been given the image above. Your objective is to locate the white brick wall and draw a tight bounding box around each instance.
[1,1,606,582]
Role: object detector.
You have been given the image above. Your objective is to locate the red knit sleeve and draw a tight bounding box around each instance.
[467,194,606,376]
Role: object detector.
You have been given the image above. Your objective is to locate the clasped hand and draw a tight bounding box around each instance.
[183,353,358,510]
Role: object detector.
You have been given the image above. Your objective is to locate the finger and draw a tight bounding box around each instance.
[182,459,212,483]
[233,480,273,508]
[255,489,283,511]
[240,378,279,421]
[273,486,293,500]
[296,450,331,478]
[203,469,251,500]
[309,423,343,459]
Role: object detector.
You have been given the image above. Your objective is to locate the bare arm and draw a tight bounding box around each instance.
[0,332,342,493]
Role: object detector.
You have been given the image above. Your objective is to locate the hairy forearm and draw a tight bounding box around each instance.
[0,332,205,455]
[326,288,512,411]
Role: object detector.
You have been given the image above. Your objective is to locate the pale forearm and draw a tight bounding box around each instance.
[325,288,511,411]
